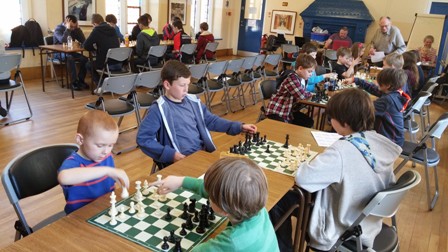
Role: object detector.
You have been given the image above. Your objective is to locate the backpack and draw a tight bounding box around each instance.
[10,25,31,57]
[24,19,44,48]
[265,35,277,51]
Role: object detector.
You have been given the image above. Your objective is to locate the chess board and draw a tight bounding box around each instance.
[244,140,318,176]
[87,187,226,252]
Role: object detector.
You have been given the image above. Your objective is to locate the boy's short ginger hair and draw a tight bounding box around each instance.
[295,54,317,70]
[91,13,104,25]
[161,60,191,85]
[384,53,404,69]
[204,157,268,224]
[327,88,375,132]
[105,14,117,24]
[77,110,118,138]
[376,68,408,91]
[336,47,351,58]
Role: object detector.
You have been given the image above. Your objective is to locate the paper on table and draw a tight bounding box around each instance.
[311,131,342,147]
[371,51,385,63]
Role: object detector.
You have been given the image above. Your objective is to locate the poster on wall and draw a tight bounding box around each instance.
[64,0,96,26]
[169,0,187,24]
[270,10,297,35]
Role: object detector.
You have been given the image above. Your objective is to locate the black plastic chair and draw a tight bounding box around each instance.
[1,144,79,240]
[257,79,277,122]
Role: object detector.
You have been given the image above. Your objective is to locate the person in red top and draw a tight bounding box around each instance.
[265,54,316,127]
[195,22,215,63]
[162,16,181,41]
[170,20,191,60]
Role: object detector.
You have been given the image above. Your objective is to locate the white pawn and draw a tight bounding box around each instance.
[142,180,150,196]
[119,206,126,220]
[110,214,117,225]
[159,193,167,202]
[129,202,136,214]
[137,204,145,218]
[121,187,129,199]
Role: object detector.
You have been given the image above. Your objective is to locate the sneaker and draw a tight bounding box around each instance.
[94,87,102,94]
[0,102,7,117]
[78,81,90,90]
[71,83,82,91]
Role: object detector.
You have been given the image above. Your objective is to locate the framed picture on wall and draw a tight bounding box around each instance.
[270,10,297,35]
[169,0,187,24]
[63,0,96,26]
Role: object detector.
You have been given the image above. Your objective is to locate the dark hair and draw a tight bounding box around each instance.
[161,60,191,84]
[200,22,209,31]
[327,88,375,132]
[143,13,152,22]
[295,53,317,70]
[300,42,317,54]
[340,26,348,31]
[172,20,183,30]
[66,15,78,23]
[337,47,351,58]
[171,16,181,23]
[91,13,104,24]
[402,51,419,89]
[377,68,408,91]
[105,14,117,24]
[137,15,149,27]
[204,157,268,224]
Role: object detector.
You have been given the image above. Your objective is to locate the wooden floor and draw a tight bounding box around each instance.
[0,75,447,251]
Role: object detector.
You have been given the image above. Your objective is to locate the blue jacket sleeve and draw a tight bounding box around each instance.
[306,71,325,92]
[354,78,382,97]
[136,105,177,163]
[201,103,242,135]
[53,24,69,44]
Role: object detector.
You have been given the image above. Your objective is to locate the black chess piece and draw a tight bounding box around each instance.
[185,214,194,230]
[238,140,242,149]
[174,237,182,252]
[196,218,205,234]
[181,203,189,219]
[283,134,289,148]
[161,236,170,250]
[193,210,199,222]
[263,135,267,143]
[256,139,261,146]
[188,199,197,213]
[179,223,187,236]
[266,145,271,153]
[208,207,216,220]
[229,146,234,153]
[206,200,210,212]
[246,141,252,151]
[233,145,238,154]
[168,230,176,243]
[164,207,173,221]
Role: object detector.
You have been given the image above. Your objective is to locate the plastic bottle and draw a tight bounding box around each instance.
[124,34,129,47]
[67,35,73,48]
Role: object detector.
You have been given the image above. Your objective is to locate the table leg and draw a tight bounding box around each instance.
[40,48,45,92]
[64,52,74,99]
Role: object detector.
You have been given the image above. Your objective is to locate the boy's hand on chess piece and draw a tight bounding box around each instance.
[149,175,184,195]
[109,169,130,189]
[241,124,257,134]
[343,77,355,85]
[173,152,186,162]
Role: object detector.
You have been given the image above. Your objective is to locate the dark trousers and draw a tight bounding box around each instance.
[54,53,88,84]
[267,112,314,128]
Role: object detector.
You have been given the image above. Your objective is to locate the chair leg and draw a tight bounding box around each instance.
[423,148,439,210]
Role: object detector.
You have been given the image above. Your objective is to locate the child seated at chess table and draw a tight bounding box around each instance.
[348,68,410,147]
[150,157,280,252]
[58,110,130,214]
[270,88,401,251]
[265,54,315,128]
[136,60,257,169]
[334,47,361,80]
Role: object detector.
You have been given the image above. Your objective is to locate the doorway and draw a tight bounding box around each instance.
[237,0,266,56]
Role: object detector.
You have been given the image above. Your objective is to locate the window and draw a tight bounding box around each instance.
[0,0,24,43]
[127,0,141,34]
[105,0,121,26]
[190,0,211,37]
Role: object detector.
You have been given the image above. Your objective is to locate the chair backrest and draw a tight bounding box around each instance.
[43,35,54,46]
[180,43,197,55]
[207,60,228,77]
[241,56,256,71]
[205,42,219,53]
[189,63,208,80]
[0,53,21,73]
[264,54,281,67]
[226,58,245,74]
[134,70,161,89]
[315,65,327,76]
[2,144,79,204]
[427,112,448,139]
[404,91,431,117]
[101,74,138,95]
[363,170,421,218]
[105,47,133,62]
[281,44,299,54]
[259,79,277,100]
[253,54,266,68]
[325,49,338,61]
[148,45,167,58]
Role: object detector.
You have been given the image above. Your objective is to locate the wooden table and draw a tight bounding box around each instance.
[4,119,324,251]
[39,44,85,99]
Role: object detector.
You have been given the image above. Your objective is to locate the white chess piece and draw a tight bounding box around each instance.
[137,204,145,218]
[119,206,126,220]
[134,181,143,201]
[109,213,117,225]
[159,193,167,202]
[109,192,118,216]
[121,187,129,199]
[142,180,150,196]
[129,202,136,214]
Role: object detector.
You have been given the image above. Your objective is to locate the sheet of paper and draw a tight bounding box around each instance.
[371,51,385,63]
[311,131,342,147]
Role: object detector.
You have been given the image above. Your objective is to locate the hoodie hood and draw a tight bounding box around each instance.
[94,22,117,37]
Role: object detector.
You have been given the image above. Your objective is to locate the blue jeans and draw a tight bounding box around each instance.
[54,53,88,84]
